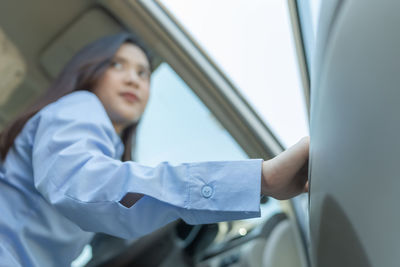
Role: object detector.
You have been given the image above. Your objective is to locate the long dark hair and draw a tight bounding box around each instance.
[0,32,152,161]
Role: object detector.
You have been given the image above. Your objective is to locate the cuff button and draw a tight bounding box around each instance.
[201,185,213,198]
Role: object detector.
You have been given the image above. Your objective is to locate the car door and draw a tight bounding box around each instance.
[298,1,400,267]
[145,2,400,266]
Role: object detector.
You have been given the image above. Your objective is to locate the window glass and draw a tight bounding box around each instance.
[135,63,248,165]
[159,0,309,148]
[296,0,322,66]
[310,0,322,36]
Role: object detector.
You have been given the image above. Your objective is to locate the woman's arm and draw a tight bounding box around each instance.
[32,92,262,239]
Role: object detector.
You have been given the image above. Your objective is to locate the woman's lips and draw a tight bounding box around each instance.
[120,92,138,103]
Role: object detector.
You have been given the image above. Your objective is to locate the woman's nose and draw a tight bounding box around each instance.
[125,70,139,86]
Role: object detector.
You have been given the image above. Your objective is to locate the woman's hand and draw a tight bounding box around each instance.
[261,137,309,200]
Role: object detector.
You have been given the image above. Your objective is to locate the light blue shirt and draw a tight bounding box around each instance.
[0,91,262,266]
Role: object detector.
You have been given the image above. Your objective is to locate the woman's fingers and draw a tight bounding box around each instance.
[261,137,310,199]
[304,180,309,193]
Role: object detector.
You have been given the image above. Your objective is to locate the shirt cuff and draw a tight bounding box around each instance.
[184,159,262,222]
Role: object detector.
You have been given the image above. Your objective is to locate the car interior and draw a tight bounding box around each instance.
[0,0,347,266]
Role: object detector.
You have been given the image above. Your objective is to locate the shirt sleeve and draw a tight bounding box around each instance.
[32,91,262,239]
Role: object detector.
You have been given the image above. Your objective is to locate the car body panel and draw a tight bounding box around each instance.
[309,1,400,266]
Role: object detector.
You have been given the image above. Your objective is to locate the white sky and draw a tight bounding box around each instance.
[160,0,310,147]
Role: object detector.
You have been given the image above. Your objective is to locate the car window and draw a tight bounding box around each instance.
[159,0,309,148]
[135,63,248,165]
[296,0,322,73]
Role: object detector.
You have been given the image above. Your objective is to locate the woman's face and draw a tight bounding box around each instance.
[92,43,151,133]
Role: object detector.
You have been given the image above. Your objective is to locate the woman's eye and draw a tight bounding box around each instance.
[111,61,123,70]
[138,70,150,79]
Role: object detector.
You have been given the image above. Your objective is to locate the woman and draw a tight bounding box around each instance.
[0,33,309,266]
